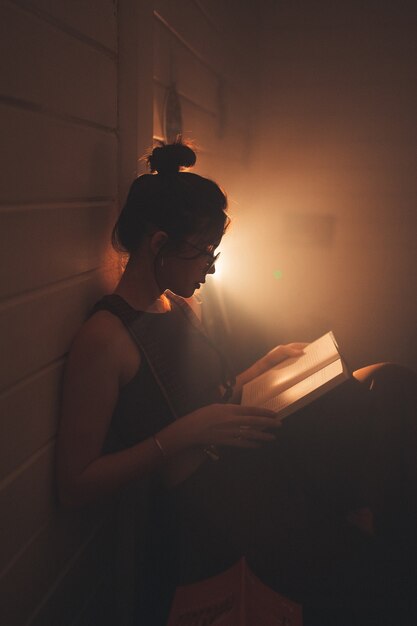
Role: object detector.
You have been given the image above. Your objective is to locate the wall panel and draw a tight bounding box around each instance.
[1,2,117,128]
[154,0,220,71]
[0,361,63,480]
[0,202,115,299]
[197,0,260,56]
[29,521,115,626]
[0,105,117,204]
[154,0,255,82]
[14,0,118,53]
[0,509,103,626]
[0,271,108,392]
[0,443,55,572]
[0,1,121,624]
[153,0,259,185]
[154,17,218,113]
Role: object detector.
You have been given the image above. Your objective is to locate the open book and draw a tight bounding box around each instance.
[167,558,302,626]
[241,331,349,419]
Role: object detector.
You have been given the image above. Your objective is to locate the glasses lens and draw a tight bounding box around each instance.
[207,251,220,270]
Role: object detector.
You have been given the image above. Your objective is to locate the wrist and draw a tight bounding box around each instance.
[152,435,167,459]
[153,420,194,458]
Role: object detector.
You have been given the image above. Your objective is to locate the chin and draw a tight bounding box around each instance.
[171,285,196,298]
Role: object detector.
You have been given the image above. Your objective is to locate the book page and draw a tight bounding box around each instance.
[262,359,344,414]
[242,331,340,406]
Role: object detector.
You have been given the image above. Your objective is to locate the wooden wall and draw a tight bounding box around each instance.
[0,1,259,624]
[0,1,120,624]
[153,0,259,202]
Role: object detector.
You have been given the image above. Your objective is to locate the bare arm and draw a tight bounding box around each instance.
[57,316,279,508]
[56,317,165,507]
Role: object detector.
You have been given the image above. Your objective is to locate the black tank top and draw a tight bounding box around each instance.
[91,294,230,452]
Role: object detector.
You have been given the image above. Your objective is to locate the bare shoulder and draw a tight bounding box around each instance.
[71,310,124,357]
[68,310,141,386]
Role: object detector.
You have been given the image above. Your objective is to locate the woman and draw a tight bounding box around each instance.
[56,143,302,502]
[57,142,417,625]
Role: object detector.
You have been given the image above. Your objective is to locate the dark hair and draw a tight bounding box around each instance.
[112,142,229,254]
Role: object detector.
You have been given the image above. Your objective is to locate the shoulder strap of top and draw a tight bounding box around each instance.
[91,293,141,324]
[167,292,236,402]
[92,293,235,413]
[92,294,186,418]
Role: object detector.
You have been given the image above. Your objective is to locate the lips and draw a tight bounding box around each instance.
[194,278,206,290]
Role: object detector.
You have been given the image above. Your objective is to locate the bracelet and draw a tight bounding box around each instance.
[203,445,220,462]
[152,435,166,458]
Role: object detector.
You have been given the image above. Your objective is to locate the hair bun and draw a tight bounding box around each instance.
[148,142,196,175]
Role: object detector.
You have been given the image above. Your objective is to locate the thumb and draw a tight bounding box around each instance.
[287,347,305,355]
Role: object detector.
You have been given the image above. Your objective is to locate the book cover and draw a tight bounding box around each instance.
[167,558,303,626]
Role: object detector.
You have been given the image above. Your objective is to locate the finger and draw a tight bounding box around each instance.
[216,428,277,447]
[223,416,284,430]
[243,415,283,430]
[265,417,285,430]
[224,426,277,441]
[238,429,277,442]
[221,439,262,449]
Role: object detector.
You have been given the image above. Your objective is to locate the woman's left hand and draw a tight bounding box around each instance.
[261,342,308,370]
[232,342,309,402]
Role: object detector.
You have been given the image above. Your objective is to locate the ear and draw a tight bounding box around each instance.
[149,231,168,256]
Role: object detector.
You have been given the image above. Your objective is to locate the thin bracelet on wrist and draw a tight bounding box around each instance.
[153,434,219,462]
[152,434,167,458]
[203,445,220,462]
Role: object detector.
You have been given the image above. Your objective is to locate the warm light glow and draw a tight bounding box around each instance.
[192,0,416,371]
[211,258,224,280]
[273,269,283,280]
[200,192,335,350]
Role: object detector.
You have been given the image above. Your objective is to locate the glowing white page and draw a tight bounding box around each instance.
[261,359,344,415]
[242,331,340,407]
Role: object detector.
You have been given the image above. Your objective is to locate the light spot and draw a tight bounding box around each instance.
[273,269,283,280]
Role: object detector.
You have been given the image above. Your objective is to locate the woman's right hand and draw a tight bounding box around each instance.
[168,403,281,450]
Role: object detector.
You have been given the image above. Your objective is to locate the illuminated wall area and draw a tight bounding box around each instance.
[158,2,417,372]
[249,1,417,370]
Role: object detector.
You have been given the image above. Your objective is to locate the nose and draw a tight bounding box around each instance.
[207,264,216,275]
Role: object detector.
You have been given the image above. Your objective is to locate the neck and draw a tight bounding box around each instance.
[114,255,170,312]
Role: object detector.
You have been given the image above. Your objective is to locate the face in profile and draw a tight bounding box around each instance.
[159,238,221,298]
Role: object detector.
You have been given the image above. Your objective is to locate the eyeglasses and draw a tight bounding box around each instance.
[185,241,221,272]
